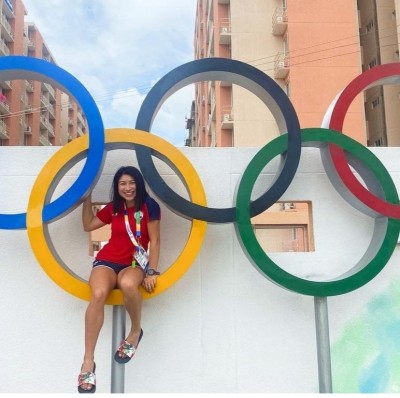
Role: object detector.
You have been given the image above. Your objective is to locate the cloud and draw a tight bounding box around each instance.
[22,0,197,145]
[94,82,194,146]
[152,84,195,146]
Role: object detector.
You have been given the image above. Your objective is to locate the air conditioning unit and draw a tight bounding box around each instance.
[223,113,231,122]
[282,202,296,210]
[24,126,31,134]
[221,27,229,33]
[276,16,283,23]
[278,60,288,68]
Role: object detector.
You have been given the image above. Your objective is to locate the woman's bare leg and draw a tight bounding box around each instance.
[80,266,117,390]
[116,267,145,357]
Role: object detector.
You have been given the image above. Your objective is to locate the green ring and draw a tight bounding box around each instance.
[235,128,400,296]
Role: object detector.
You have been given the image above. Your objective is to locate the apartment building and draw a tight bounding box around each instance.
[188,0,400,253]
[190,0,366,148]
[190,0,400,149]
[359,0,400,146]
[0,0,86,146]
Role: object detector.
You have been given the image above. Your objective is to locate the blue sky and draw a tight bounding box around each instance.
[22,0,197,146]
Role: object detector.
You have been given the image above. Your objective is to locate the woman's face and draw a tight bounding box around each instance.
[118,174,136,205]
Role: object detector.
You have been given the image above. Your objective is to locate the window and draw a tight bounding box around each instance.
[368,58,377,69]
[251,201,314,252]
[371,97,380,108]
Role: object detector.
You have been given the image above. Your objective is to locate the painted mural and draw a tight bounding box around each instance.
[332,280,400,393]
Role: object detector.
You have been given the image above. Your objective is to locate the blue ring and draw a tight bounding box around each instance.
[0,56,105,229]
[135,58,301,223]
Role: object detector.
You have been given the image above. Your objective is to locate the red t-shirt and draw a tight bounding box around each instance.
[95,197,160,265]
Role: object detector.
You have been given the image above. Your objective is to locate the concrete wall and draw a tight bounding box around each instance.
[1,145,400,393]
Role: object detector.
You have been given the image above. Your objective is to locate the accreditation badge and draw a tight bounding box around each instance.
[133,246,149,272]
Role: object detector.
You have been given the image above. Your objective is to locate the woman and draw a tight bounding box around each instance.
[77,166,161,393]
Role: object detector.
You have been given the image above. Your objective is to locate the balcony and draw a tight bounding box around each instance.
[43,82,56,100]
[77,110,85,125]
[207,114,212,134]
[24,125,32,135]
[210,95,216,121]
[210,124,217,147]
[48,103,55,119]
[20,93,32,111]
[26,37,35,51]
[0,80,11,90]
[272,7,288,36]
[0,120,9,139]
[3,0,15,18]
[48,124,55,137]
[219,18,231,45]
[40,114,53,133]
[77,126,84,137]
[0,39,10,56]
[39,134,50,146]
[0,99,10,114]
[40,94,50,109]
[208,80,214,100]
[25,80,34,92]
[274,52,290,79]
[0,15,13,42]
[221,108,234,129]
[207,20,214,48]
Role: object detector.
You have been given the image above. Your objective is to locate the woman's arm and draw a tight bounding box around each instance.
[82,194,106,232]
[142,219,160,293]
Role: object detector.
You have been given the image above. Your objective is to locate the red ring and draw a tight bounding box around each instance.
[327,63,400,218]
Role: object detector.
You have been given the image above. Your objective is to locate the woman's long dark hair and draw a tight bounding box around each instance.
[110,166,149,214]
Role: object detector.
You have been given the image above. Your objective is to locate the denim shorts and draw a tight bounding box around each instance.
[93,259,131,275]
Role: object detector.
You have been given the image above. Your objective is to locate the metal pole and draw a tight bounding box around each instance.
[314,296,333,393]
[111,305,126,393]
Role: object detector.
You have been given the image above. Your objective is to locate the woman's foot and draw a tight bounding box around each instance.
[114,329,143,363]
[78,360,96,393]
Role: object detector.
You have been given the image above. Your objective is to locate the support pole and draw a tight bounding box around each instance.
[111,305,126,393]
[314,296,333,393]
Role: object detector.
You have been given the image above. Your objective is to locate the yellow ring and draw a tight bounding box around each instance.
[26,128,207,304]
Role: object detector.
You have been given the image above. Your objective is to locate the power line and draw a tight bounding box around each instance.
[1,23,400,123]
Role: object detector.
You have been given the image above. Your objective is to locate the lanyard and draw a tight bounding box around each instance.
[123,203,141,249]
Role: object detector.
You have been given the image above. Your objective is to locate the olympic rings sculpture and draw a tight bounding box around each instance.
[1,55,400,302]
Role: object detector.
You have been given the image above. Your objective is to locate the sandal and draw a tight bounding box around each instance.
[77,362,96,394]
[114,329,143,364]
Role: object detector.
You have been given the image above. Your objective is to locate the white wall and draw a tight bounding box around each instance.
[1,145,400,393]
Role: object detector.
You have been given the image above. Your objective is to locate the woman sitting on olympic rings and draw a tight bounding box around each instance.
[77,166,161,393]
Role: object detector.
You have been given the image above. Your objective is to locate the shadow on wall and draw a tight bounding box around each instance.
[332,279,400,393]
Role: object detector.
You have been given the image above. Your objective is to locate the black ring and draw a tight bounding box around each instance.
[135,58,301,223]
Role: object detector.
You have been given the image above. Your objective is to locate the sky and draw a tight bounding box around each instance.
[21,0,198,146]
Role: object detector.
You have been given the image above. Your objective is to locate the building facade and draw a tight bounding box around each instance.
[189,0,400,253]
[0,0,86,146]
[190,0,400,148]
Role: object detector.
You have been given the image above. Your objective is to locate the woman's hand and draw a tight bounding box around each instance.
[142,275,158,293]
